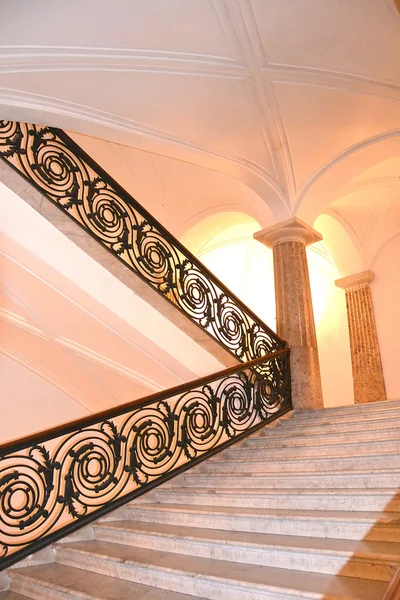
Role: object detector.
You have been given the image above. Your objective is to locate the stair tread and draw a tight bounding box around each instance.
[159,486,400,496]
[295,400,400,416]
[127,502,400,523]
[291,411,400,425]
[210,453,400,466]
[11,563,204,600]
[250,429,400,441]
[267,422,400,432]
[95,519,400,557]
[179,467,400,477]
[219,451,400,461]
[57,540,388,599]
[230,437,400,449]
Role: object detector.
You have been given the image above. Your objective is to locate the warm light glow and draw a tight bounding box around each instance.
[182,214,276,330]
[182,212,354,407]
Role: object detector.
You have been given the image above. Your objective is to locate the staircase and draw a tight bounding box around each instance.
[2,400,400,599]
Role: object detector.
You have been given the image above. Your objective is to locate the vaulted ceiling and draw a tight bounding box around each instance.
[0,0,399,266]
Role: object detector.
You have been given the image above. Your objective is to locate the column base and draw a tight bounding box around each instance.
[354,372,386,404]
[290,346,324,410]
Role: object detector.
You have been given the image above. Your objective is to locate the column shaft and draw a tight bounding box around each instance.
[273,240,323,410]
[254,217,324,411]
[336,270,386,404]
[345,284,386,403]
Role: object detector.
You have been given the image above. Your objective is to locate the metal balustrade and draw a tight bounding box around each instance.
[0,350,291,568]
[0,121,285,363]
[0,120,292,570]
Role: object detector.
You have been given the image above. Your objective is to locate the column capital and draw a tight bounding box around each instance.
[335,270,375,291]
[254,217,322,248]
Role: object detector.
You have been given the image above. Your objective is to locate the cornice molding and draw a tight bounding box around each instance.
[338,176,400,197]
[57,337,164,392]
[0,0,398,219]
[0,308,165,393]
[294,128,400,213]
[268,65,400,103]
[0,87,291,219]
[335,269,375,290]
[0,341,96,412]
[322,206,363,249]
[254,217,322,248]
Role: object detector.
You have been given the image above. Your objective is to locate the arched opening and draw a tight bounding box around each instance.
[182,212,354,408]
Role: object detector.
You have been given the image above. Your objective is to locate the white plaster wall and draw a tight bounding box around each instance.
[307,251,354,408]
[182,213,354,408]
[0,355,88,443]
[371,234,400,400]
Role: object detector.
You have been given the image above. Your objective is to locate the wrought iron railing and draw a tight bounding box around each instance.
[0,120,285,363]
[0,120,292,569]
[0,349,291,569]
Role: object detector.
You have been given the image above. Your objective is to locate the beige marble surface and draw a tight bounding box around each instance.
[5,401,400,599]
[255,218,323,410]
[336,271,386,404]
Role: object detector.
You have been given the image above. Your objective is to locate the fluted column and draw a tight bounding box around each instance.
[335,270,386,404]
[255,218,323,410]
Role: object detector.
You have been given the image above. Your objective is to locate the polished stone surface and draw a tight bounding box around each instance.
[255,218,323,410]
[335,270,386,404]
[5,402,400,597]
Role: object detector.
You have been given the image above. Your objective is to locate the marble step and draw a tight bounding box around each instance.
[247,426,400,445]
[290,408,400,426]
[8,563,202,600]
[154,487,400,511]
[167,469,400,490]
[227,438,400,457]
[54,539,388,599]
[93,519,400,581]
[256,420,400,438]
[290,403,400,427]
[294,400,400,419]
[204,453,400,474]
[125,503,400,542]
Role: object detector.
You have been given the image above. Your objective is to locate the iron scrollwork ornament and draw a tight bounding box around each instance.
[0,121,285,363]
[0,351,291,567]
[0,120,291,568]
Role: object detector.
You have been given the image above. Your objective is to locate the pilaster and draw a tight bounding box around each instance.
[255,218,324,410]
[335,270,386,404]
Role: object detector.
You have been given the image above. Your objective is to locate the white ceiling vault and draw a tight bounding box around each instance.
[0,0,399,259]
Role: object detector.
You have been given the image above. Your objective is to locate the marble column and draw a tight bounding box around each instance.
[335,270,386,404]
[254,217,324,410]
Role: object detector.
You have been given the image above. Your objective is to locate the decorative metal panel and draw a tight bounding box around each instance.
[0,120,285,363]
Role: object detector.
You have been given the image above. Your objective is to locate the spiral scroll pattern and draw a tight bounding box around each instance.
[0,351,290,567]
[0,121,291,567]
[0,120,284,362]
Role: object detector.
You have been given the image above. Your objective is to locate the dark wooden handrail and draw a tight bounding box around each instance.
[0,348,289,456]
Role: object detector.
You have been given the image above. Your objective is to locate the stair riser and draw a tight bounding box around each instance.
[293,402,400,419]
[93,526,397,581]
[205,456,400,474]
[126,507,400,542]
[291,410,400,426]
[155,491,400,511]
[10,578,72,600]
[228,440,400,457]
[249,430,400,445]
[172,473,400,489]
[264,422,400,437]
[54,548,342,600]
